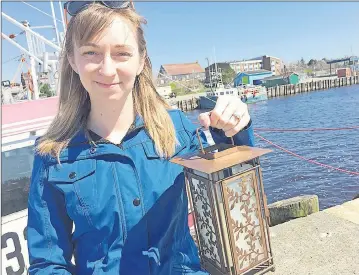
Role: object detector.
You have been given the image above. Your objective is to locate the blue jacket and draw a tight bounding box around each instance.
[27,109,254,275]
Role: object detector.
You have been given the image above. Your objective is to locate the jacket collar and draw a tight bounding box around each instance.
[68,114,146,146]
[45,110,185,163]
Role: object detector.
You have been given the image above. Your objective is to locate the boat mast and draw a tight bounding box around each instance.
[206,57,213,92]
[213,46,223,87]
[2,13,61,51]
[50,1,61,45]
[2,11,62,100]
[58,1,66,32]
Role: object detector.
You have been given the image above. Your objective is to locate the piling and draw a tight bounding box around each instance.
[173,76,359,111]
[175,97,200,111]
[267,76,359,99]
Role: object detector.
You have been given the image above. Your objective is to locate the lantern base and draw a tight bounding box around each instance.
[242,263,275,275]
[202,257,275,275]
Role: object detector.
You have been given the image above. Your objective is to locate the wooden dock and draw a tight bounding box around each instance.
[267,75,359,98]
[171,76,359,112]
[173,97,199,112]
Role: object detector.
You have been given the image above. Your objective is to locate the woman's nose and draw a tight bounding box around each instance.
[98,55,117,77]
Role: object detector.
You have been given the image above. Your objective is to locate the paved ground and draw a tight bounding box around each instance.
[269,199,359,275]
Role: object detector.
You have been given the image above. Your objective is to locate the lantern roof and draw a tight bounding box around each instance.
[171,145,272,174]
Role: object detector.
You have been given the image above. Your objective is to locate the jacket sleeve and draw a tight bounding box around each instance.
[209,119,255,147]
[179,111,254,154]
[27,154,75,275]
[178,111,210,153]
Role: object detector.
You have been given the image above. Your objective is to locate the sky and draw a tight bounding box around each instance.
[2,1,359,82]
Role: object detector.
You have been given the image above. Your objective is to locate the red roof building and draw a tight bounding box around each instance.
[157,62,205,85]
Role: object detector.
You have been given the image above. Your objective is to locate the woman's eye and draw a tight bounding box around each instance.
[83,51,97,56]
[115,52,133,57]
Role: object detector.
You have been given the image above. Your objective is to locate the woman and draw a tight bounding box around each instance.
[27,1,254,274]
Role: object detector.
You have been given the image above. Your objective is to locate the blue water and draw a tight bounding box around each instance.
[186,85,359,210]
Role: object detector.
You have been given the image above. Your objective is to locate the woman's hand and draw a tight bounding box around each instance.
[198,96,251,137]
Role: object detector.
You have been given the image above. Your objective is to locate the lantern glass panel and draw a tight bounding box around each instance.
[188,176,224,269]
[213,162,254,181]
[191,169,210,179]
[222,168,270,273]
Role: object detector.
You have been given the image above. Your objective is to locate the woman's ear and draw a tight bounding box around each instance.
[67,54,79,74]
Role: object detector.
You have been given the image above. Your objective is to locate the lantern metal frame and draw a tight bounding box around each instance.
[171,128,275,275]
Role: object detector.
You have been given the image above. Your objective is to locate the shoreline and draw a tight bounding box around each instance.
[167,75,359,111]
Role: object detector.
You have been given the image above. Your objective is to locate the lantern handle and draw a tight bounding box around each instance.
[196,127,235,155]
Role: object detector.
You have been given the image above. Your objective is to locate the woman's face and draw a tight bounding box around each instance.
[69,17,144,100]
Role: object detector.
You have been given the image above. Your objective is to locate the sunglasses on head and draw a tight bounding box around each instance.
[64,1,133,17]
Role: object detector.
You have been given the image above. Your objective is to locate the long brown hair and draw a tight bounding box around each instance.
[37,3,177,161]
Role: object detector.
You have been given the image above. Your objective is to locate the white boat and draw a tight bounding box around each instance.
[2,97,57,274]
[199,83,268,109]
[237,84,268,104]
[200,56,268,109]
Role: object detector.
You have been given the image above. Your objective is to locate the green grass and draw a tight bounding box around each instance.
[173,87,206,96]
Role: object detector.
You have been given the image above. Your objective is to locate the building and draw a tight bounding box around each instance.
[326,56,359,75]
[229,55,283,75]
[262,55,282,75]
[229,57,263,74]
[156,85,173,99]
[337,68,351,78]
[349,56,359,75]
[203,55,283,86]
[157,62,205,85]
[233,70,273,86]
[260,72,299,88]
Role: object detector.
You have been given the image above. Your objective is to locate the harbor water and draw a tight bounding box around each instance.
[186,85,359,210]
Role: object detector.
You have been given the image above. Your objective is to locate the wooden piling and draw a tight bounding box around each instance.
[265,75,358,100]
[174,75,358,111]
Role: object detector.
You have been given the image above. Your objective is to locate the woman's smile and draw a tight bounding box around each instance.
[95,81,121,88]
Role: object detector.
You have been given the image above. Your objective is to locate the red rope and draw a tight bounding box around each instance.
[254,132,359,176]
[193,120,359,132]
[254,126,359,132]
[192,119,359,175]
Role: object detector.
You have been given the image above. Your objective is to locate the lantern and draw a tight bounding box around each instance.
[171,128,275,275]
